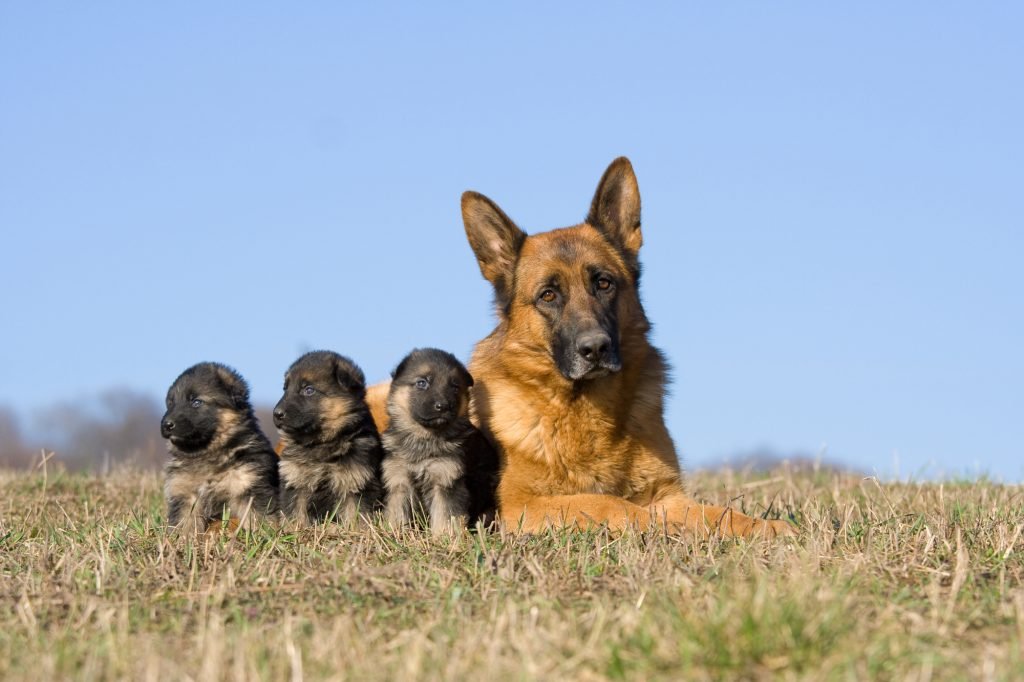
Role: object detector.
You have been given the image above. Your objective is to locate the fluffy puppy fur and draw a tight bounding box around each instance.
[161,362,279,533]
[273,351,383,525]
[381,348,498,535]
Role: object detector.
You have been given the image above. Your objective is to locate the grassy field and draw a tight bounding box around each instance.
[1,463,1021,681]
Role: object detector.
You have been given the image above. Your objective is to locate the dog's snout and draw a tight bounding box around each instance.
[160,418,175,437]
[576,331,611,363]
[433,400,450,413]
[272,407,285,426]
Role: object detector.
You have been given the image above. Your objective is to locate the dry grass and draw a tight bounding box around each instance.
[1,462,1022,681]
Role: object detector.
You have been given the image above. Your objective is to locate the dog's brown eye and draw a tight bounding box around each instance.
[302,386,315,397]
[540,289,557,303]
[596,277,613,291]
[191,398,203,408]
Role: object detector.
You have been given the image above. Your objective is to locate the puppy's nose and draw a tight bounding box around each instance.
[160,419,175,437]
[576,331,611,363]
[273,408,285,425]
[433,400,450,413]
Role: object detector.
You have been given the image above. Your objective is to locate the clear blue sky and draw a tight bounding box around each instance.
[1,4,1021,480]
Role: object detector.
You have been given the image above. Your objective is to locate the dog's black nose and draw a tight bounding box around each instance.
[433,400,450,413]
[273,408,285,425]
[160,419,175,437]
[576,331,611,363]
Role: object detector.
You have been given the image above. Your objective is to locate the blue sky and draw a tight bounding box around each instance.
[1,3,1021,480]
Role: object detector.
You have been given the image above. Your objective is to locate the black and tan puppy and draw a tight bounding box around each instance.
[161,362,279,534]
[381,348,499,535]
[273,351,383,525]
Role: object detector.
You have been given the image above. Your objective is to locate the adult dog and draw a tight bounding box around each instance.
[462,157,795,538]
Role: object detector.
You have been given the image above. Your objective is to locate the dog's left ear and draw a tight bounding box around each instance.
[335,358,366,398]
[462,367,475,388]
[586,157,642,278]
[215,364,250,409]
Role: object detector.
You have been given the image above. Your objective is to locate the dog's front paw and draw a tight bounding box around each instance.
[753,517,798,539]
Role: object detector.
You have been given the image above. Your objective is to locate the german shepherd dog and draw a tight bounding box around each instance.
[461,157,796,538]
[161,362,279,533]
[380,348,499,534]
[273,351,383,525]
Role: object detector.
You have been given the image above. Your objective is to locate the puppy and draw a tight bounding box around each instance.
[161,362,279,534]
[273,351,383,525]
[381,348,499,535]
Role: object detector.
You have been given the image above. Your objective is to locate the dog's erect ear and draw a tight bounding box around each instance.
[462,191,527,306]
[586,157,642,278]
[462,367,475,388]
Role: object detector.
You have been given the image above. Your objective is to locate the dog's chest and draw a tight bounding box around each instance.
[167,460,258,504]
[280,459,371,496]
[412,455,463,490]
[490,389,633,495]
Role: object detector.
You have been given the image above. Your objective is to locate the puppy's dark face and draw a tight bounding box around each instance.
[390,349,473,431]
[161,363,250,453]
[274,351,367,445]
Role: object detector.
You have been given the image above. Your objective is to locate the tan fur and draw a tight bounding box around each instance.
[382,383,470,535]
[278,456,374,526]
[320,394,357,435]
[382,453,466,536]
[366,381,390,433]
[211,410,242,449]
[164,460,264,531]
[386,385,440,443]
[464,158,796,539]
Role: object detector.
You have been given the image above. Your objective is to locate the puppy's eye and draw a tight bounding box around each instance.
[596,277,613,291]
[415,378,429,390]
[191,398,203,408]
[539,289,557,303]
[302,386,316,397]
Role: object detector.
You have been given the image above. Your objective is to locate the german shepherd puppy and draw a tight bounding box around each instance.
[273,351,383,525]
[461,157,796,538]
[161,362,279,533]
[381,348,499,534]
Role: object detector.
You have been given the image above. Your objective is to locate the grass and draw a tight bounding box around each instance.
[1,463,1022,681]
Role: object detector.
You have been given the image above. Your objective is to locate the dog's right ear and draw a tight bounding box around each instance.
[462,191,527,307]
[390,351,415,382]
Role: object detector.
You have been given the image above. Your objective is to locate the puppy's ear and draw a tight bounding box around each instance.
[335,357,366,398]
[462,191,527,308]
[462,367,475,388]
[391,351,415,382]
[586,157,642,279]
[215,364,250,409]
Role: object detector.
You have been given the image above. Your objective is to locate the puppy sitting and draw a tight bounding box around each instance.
[381,348,499,535]
[274,351,383,525]
[161,362,279,534]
